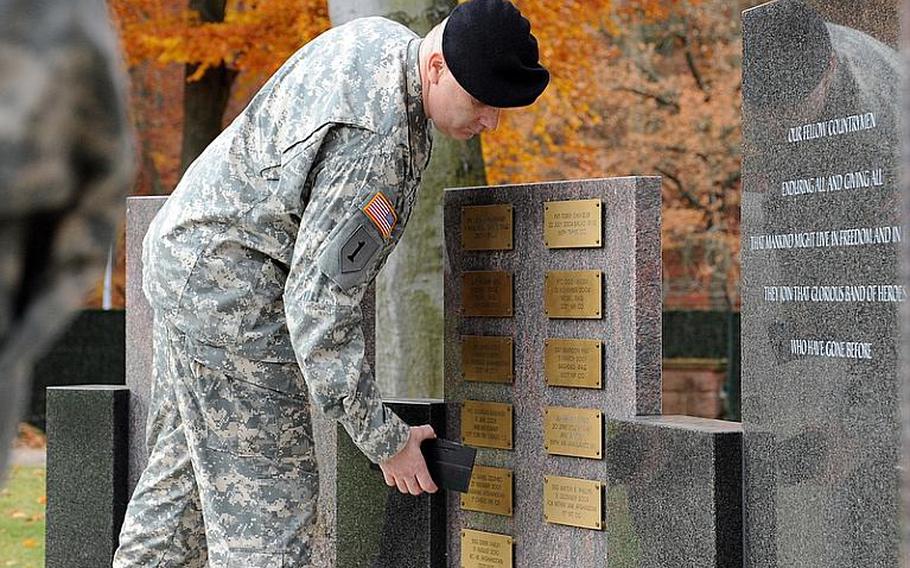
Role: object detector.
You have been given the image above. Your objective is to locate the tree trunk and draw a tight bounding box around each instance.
[329,0,487,398]
[180,0,238,174]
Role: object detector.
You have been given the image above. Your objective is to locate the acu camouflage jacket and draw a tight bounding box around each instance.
[143,17,433,463]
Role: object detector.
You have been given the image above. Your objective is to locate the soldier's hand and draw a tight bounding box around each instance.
[379,425,438,495]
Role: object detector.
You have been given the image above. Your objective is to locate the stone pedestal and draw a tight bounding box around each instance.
[443,178,663,567]
[45,385,130,568]
[606,416,742,567]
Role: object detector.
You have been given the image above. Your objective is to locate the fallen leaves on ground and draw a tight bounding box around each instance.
[12,425,45,450]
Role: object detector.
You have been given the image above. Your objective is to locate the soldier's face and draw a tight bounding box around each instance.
[426,59,501,140]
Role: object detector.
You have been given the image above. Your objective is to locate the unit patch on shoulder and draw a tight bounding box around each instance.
[362,191,398,240]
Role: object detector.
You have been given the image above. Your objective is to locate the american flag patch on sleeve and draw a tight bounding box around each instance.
[362,192,398,240]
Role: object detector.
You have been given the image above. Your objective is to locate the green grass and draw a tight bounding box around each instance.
[0,467,45,568]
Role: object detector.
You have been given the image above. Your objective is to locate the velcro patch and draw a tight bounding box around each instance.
[362,192,398,240]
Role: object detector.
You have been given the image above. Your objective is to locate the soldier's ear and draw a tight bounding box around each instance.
[427,52,445,85]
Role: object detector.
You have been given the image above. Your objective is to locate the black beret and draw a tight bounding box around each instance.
[442,0,550,108]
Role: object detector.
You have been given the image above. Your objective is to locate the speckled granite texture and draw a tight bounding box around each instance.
[742,2,902,566]
[125,196,167,494]
[903,0,910,559]
[45,385,130,568]
[311,399,445,568]
[606,416,742,567]
[443,178,662,567]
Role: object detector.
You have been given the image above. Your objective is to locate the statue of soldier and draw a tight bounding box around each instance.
[0,0,135,479]
[114,0,548,566]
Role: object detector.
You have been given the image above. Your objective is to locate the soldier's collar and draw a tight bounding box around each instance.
[405,38,432,176]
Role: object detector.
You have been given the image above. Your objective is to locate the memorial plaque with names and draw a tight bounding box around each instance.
[543,199,602,249]
[543,407,603,459]
[461,529,513,568]
[461,400,513,450]
[460,465,513,517]
[544,271,602,319]
[462,336,513,384]
[543,476,603,531]
[544,339,602,389]
[463,272,513,318]
[462,204,513,251]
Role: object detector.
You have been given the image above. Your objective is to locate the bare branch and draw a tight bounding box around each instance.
[614,87,680,111]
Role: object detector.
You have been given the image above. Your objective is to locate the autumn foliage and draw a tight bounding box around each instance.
[102,0,757,310]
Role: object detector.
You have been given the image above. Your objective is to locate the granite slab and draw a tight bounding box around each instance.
[742,2,902,565]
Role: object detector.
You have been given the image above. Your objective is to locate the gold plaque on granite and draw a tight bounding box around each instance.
[543,476,603,530]
[462,401,513,450]
[543,199,602,249]
[543,407,603,459]
[544,271,602,319]
[544,339,602,389]
[461,529,513,568]
[461,466,513,516]
[462,336,513,384]
[463,272,513,317]
[462,204,513,251]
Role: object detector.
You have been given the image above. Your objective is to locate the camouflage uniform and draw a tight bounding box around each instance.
[114,17,432,566]
[0,0,134,478]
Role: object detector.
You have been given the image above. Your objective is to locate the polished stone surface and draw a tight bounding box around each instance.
[45,385,130,568]
[606,416,742,567]
[903,0,910,559]
[443,178,662,567]
[125,196,167,494]
[312,399,446,568]
[742,2,902,565]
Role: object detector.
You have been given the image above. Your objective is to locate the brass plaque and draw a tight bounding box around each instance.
[463,272,513,317]
[544,476,603,530]
[461,529,513,568]
[544,339,602,389]
[462,401,513,450]
[462,336,513,384]
[462,204,513,251]
[544,271,602,319]
[461,466,513,516]
[544,407,603,459]
[543,199,602,248]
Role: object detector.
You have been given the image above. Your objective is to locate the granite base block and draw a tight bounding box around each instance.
[45,385,130,568]
[313,399,446,568]
[606,416,742,568]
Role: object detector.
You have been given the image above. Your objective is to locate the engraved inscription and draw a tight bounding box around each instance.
[462,336,513,383]
[749,225,902,251]
[544,199,602,248]
[544,407,603,459]
[544,339,602,388]
[462,401,513,450]
[462,204,513,251]
[543,476,603,530]
[463,272,513,317]
[461,529,513,568]
[461,466,513,517]
[544,271,602,319]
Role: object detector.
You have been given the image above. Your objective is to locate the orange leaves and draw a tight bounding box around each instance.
[111,0,330,79]
[483,0,614,184]
[484,0,752,309]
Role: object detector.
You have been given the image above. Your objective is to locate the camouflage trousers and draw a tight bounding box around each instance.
[114,316,319,567]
